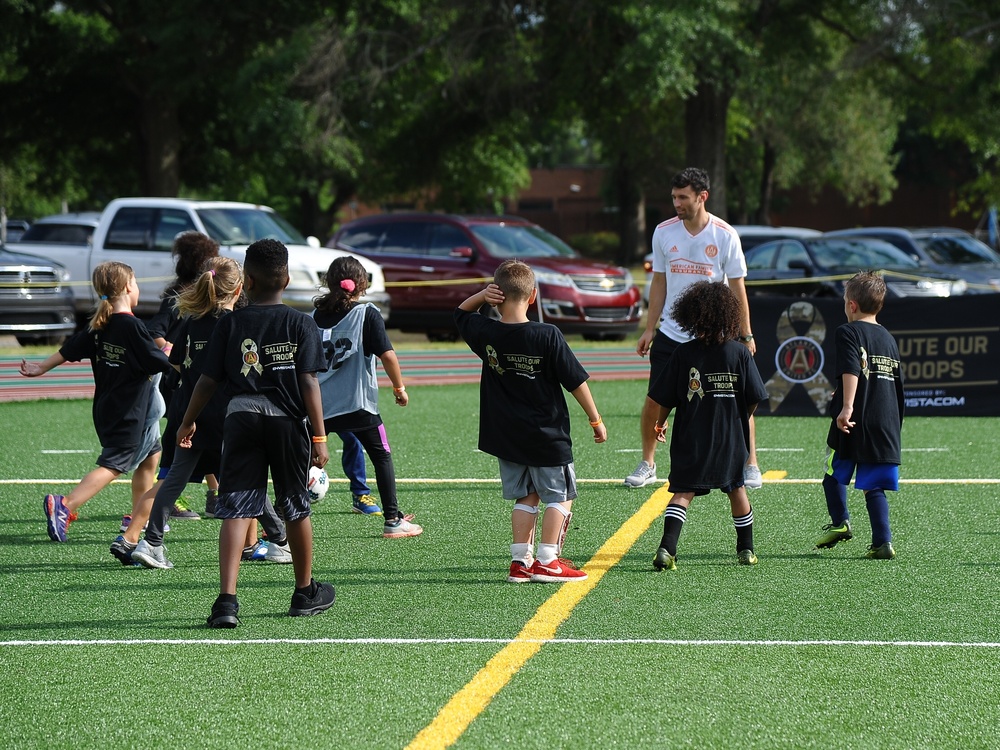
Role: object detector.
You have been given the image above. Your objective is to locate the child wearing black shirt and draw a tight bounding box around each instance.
[814,271,904,560]
[178,239,335,627]
[456,260,607,583]
[647,281,769,570]
[21,262,171,544]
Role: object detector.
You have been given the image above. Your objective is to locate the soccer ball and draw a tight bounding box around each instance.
[307,466,329,503]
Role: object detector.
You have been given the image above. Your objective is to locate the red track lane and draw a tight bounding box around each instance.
[0,348,648,402]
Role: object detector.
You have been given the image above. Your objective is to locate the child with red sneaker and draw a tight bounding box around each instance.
[456,260,607,583]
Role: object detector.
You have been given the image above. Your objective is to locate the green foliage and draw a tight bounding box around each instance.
[568,231,621,259]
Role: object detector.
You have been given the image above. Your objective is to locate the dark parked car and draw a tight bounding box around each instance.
[823,227,1000,293]
[330,213,642,340]
[2,219,31,243]
[15,212,101,246]
[0,246,76,345]
[642,224,822,304]
[743,236,966,298]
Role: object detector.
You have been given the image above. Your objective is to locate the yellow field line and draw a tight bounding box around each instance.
[405,484,673,750]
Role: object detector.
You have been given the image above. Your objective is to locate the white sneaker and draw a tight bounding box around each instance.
[383,518,423,539]
[132,539,174,569]
[743,464,763,490]
[264,541,293,563]
[624,460,657,488]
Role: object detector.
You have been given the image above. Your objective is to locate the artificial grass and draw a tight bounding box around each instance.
[2,389,999,748]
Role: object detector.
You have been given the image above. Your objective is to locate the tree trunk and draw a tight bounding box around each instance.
[757,140,777,224]
[684,80,732,220]
[612,157,646,266]
[138,96,180,197]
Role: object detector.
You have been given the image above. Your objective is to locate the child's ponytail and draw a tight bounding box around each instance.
[175,256,243,319]
[88,261,134,331]
[314,256,369,315]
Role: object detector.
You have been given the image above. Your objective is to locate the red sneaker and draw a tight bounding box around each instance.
[529,557,588,583]
[507,560,533,583]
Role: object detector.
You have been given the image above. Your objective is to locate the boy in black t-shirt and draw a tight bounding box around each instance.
[178,239,335,627]
[456,260,607,583]
[815,271,904,560]
[648,281,769,571]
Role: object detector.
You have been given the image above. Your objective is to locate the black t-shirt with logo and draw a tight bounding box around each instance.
[168,311,232,450]
[60,313,172,448]
[827,320,904,463]
[201,303,325,420]
[455,308,588,467]
[649,339,768,490]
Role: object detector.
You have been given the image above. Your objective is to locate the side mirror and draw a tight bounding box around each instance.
[306,236,321,248]
[787,259,812,276]
[449,246,474,259]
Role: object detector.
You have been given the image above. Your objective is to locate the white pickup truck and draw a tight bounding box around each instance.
[9,197,389,320]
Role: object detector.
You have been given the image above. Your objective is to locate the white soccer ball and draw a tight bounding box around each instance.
[307,466,329,503]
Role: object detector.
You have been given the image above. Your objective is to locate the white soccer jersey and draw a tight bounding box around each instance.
[650,213,746,343]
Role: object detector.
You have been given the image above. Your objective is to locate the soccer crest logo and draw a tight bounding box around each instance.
[240,338,263,376]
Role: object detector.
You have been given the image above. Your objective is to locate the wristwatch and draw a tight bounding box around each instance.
[739,333,754,343]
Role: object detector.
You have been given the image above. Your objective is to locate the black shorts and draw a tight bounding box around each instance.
[215,411,312,522]
[648,331,681,392]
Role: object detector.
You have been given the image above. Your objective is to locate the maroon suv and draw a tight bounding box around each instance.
[330,213,642,340]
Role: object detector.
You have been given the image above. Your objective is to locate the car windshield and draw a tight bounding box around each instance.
[912,234,1000,265]
[808,239,920,270]
[195,207,307,246]
[469,223,578,259]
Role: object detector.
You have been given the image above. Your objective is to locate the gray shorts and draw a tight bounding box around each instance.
[498,460,577,504]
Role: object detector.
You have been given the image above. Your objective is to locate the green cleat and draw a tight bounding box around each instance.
[815,520,853,549]
[653,547,677,571]
[865,542,896,560]
[737,549,758,566]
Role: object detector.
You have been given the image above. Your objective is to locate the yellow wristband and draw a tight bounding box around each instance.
[311,435,328,443]
[589,415,603,427]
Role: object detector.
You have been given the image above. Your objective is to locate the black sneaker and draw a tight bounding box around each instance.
[207,597,240,628]
[110,535,139,566]
[289,579,336,617]
[204,489,218,518]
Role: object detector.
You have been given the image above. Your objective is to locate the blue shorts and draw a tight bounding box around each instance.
[825,450,899,492]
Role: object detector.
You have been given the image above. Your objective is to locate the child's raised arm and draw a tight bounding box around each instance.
[570,382,607,444]
[19,352,66,378]
[458,283,504,312]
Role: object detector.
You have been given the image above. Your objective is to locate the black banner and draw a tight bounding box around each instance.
[749,295,1000,416]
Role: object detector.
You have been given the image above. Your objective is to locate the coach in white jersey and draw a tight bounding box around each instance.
[625,167,762,489]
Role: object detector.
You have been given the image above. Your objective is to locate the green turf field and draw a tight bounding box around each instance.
[2,382,999,749]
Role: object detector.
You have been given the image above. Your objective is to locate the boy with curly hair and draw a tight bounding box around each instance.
[647,281,769,570]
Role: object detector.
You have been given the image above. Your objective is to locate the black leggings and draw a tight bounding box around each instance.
[329,422,400,521]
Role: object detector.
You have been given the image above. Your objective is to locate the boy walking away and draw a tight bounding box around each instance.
[648,281,769,570]
[815,271,904,560]
[456,260,607,584]
[178,239,335,627]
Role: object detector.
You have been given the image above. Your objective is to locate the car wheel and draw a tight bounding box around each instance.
[426,329,460,343]
[16,334,66,347]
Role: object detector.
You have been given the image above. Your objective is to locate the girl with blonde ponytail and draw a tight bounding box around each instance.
[20,261,173,550]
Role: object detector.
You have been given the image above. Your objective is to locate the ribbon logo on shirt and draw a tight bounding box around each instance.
[240,338,263,377]
[687,367,705,401]
[486,345,505,376]
[763,301,833,414]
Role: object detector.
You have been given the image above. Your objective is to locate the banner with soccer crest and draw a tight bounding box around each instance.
[749,295,1000,417]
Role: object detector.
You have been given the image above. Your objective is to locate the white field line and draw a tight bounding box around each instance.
[3,637,1000,648]
[2,478,999,485]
